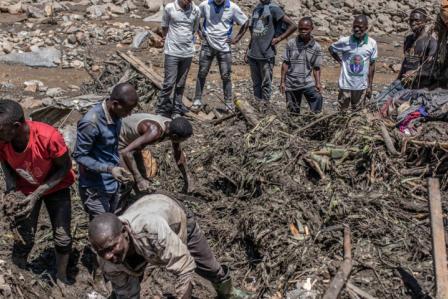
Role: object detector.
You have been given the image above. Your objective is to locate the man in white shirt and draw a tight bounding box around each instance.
[329,15,378,111]
[156,0,201,118]
[192,0,249,111]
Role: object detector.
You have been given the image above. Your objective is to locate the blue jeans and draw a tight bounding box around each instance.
[285,86,323,114]
[248,57,275,101]
[194,44,232,103]
[79,186,120,220]
[156,54,193,117]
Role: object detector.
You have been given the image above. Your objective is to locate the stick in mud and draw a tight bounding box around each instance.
[322,225,352,299]
[428,178,448,299]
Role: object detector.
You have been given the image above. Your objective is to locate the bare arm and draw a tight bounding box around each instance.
[280,62,288,94]
[17,151,72,218]
[272,15,297,45]
[368,61,376,89]
[232,20,249,44]
[313,68,322,92]
[1,162,16,193]
[161,27,169,39]
[328,46,342,64]
[172,142,191,193]
[120,123,162,183]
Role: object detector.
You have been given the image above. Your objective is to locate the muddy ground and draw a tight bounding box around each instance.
[0,3,445,299]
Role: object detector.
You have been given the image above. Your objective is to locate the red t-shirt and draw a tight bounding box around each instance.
[0,121,75,195]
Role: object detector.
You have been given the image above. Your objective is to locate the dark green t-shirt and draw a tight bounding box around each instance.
[248,3,285,60]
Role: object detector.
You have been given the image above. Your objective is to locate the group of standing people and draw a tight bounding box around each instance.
[155,0,379,116]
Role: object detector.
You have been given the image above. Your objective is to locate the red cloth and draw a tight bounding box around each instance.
[0,121,75,195]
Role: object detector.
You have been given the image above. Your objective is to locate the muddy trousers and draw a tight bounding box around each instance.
[285,87,323,114]
[185,209,226,284]
[248,57,275,101]
[338,89,367,111]
[79,186,121,220]
[194,44,233,103]
[156,54,193,118]
[12,188,72,267]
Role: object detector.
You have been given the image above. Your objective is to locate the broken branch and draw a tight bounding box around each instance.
[323,226,352,299]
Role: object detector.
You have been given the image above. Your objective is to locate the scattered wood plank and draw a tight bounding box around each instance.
[116,51,215,122]
[379,122,400,156]
[323,226,353,299]
[234,98,260,127]
[428,178,448,299]
[296,112,337,134]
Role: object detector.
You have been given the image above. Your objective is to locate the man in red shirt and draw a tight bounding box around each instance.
[0,100,75,285]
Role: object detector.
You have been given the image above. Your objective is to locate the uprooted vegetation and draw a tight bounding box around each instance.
[1,60,447,298]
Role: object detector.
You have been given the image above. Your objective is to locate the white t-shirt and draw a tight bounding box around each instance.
[330,35,378,90]
[199,0,248,52]
[162,0,201,58]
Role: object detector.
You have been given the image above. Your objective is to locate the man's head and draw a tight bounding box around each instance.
[107,83,138,119]
[213,0,225,6]
[178,0,192,9]
[352,15,369,39]
[168,117,193,143]
[0,100,26,143]
[409,9,427,34]
[298,17,314,40]
[260,0,271,4]
[88,213,130,264]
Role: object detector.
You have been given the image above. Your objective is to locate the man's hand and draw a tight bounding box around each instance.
[110,167,134,183]
[280,82,286,95]
[403,70,416,79]
[272,37,281,46]
[316,83,323,94]
[366,86,373,99]
[15,191,42,219]
[136,178,152,193]
[244,49,249,64]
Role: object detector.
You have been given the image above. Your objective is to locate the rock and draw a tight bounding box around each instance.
[75,31,85,44]
[0,47,61,68]
[24,80,45,93]
[91,65,100,72]
[5,1,23,14]
[70,60,84,68]
[131,30,149,48]
[0,82,16,90]
[1,41,13,54]
[145,0,163,12]
[26,5,45,18]
[343,0,354,8]
[46,87,64,97]
[108,3,126,14]
[67,34,77,44]
[44,3,53,17]
[87,4,108,18]
[20,97,43,109]
[390,63,402,73]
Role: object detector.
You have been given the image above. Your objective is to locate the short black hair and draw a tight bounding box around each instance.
[169,117,193,139]
[110,83,138,104]
[410,8,428,20]
[88,213,123,248]
[0,99,25,125]
[299,17,314,26]
[354,15,369,24]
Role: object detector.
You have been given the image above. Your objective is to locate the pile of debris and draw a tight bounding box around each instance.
[139,97,447,298]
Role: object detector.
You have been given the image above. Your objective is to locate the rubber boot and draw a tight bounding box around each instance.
[55,251,70,284]
[213,266,253,299]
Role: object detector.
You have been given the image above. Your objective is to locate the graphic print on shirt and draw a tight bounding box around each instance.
[16,166,40,185]
[348,54,365,76]
[252,8,270,37]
